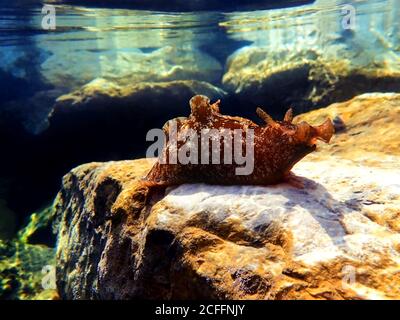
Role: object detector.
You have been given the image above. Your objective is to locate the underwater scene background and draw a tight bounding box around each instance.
[0,0,399,299]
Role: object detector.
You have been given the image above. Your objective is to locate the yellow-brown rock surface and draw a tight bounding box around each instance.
[222,47,400,114]
[295,93,400,164]
[55,93,400,300]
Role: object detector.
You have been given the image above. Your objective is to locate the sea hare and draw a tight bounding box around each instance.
[145,95,334,185]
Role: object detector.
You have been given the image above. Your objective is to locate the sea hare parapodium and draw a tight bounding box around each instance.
[144,95,334,186]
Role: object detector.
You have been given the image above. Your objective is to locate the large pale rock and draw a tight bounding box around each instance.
[55,93,400,299]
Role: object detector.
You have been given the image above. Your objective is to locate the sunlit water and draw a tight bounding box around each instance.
[0,0,398,99]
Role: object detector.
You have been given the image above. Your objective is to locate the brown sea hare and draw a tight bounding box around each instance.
[145,95,334,185]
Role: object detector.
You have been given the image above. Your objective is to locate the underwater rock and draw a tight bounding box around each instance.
[0,89,64,135]
[55,93,400,299]
[52,79,226,114]
[49,79,227,135]
[294,92,400,163]
[41,46,223,92]
[0,45,51,104]
[222,47,400,114]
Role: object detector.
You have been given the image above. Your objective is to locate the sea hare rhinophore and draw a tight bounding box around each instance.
[145,95,334,186]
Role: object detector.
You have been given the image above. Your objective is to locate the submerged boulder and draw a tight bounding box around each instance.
[55,93,400,299]
[51,78,226,118]
[41,46,223,92]
[222,46,400,115]
[3,78,226,135]
[49,78,227,135]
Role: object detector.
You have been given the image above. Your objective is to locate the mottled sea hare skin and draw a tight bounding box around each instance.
[145,95,334,185]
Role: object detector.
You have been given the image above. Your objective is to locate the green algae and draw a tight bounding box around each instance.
[0,203,58,300]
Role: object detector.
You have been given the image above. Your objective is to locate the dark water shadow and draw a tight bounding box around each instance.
[281,175,347,248]
[51,0,315,12]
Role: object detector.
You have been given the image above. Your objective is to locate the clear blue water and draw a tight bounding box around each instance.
[0,0,398,106]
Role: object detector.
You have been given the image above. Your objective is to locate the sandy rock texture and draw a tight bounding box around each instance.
[55,93,400,299]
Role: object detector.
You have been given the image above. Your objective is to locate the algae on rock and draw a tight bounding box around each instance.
[0,204,58,300]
